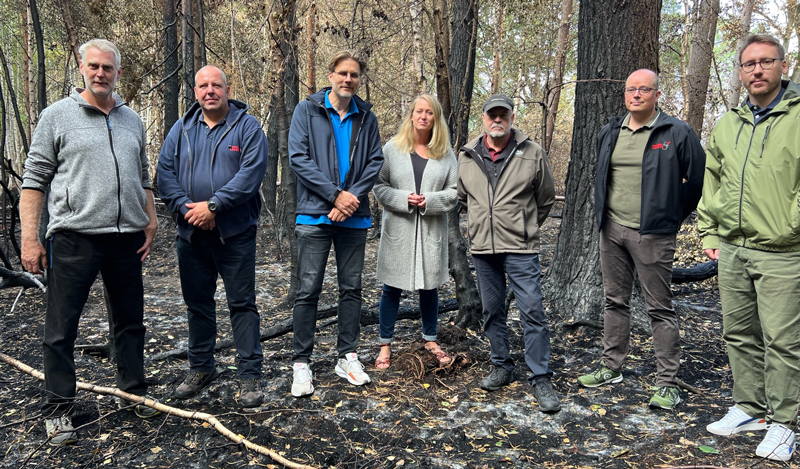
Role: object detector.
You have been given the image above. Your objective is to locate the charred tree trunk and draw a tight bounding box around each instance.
[306,1,317,94]
[181,0,195,109]
[431,0,451,123]
[727,0,755,109]
[30,0,46,113]
[489,0,503,95]
[271,0,299,308]
[684,0,719,137]
[163,0,180,140]
[195,0,206,68]
[21,4,33,137]
[448,0,478,150]
[59,0,81,71]
[434,0,482,331]
[544,0,661,332]
[262,92,279,216]
[544,0,573,154]
[410,0,426,95]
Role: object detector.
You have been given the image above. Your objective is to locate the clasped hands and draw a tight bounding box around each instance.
[185,201,216,230]
[408,193,426,209]
[329,190,359,222]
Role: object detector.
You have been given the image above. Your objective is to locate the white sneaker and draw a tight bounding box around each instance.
[335,353,371,386]
[756,423,796,461]
[44,416,77,446]
[291,362,314,397]
[707,406,767,436]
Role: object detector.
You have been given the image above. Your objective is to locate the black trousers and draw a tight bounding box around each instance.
[42,231,147,417]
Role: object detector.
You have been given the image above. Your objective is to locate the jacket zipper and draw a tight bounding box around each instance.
[105,114,123,232]
[466,139,522,254]
[737,121,756,247]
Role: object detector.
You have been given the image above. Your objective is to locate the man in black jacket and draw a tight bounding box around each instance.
[577,69,705,409]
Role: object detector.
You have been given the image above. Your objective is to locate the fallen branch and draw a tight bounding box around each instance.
[0,352,317,469]
[671,261,717,284]
[149,299,460,361]
[0,267,46,290]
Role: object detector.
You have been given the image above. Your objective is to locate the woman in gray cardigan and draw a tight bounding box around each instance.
[373,94,458,369]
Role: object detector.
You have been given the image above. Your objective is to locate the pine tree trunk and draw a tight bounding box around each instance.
[544,0,661,333]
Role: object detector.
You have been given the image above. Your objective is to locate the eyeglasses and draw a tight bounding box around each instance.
[624,87,656,95]
[333,71,360,79]
[739,57,784,73]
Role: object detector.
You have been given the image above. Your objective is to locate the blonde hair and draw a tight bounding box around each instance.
[390,94,451,160]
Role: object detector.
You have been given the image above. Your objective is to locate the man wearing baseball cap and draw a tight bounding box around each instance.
[457,94,559,412]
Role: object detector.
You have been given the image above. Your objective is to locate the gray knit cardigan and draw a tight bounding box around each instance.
[373,140,458,291]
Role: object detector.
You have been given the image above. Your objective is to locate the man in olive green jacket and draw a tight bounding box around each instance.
[458,94,558,413]
[698,34,800,462]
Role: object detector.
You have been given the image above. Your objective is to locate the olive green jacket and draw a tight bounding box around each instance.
[698,80,800,252]
[457,129,555,255]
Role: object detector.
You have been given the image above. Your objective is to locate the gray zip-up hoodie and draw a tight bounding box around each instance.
[22,90,151,238]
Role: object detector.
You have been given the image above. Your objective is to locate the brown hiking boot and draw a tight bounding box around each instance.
[174,369,221,399]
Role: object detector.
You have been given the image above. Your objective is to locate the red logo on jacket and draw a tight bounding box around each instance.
[652,141,671,150]
[229,145,240,152]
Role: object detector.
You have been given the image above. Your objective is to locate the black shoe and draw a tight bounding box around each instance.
[480,366,513,391]
[118,395,162,418]
[533,379,561,413]
[239,379,264,408]
[174,369,221,399]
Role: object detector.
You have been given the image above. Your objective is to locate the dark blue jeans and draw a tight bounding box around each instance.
[175,226,262,379]
[472,253,553,384]
[292,224,367,363]
[379,285,439,342]
[43,231,147,417]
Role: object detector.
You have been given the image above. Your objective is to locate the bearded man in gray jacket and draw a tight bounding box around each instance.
[20,39,159,446]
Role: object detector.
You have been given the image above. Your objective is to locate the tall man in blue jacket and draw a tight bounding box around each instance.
[158,65,268,407]
[577,69,705,409]
[287,50,383,397]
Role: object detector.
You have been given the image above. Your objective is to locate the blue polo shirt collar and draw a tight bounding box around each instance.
[324,91,359,118]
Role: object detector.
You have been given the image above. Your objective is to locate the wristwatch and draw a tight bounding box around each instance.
[207,199,219,213]
[333,189,342,200]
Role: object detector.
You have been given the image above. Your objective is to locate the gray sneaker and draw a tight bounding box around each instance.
[117,395,162,418]
[533,379,561,413]
[174,369,221,399]
[44,416,77,446]
[480,366,514,391]
[239,379,264,408]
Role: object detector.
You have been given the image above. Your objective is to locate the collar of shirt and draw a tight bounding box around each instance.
[324,91,359,121]
[483,133,514,162]
[621,109,660,131]
[748,85,787,119]
[197,107,231,129]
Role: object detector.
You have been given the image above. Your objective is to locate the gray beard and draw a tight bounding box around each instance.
[488,130,508,138]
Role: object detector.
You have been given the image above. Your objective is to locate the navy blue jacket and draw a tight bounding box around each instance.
[288,88,383,219]
[595,111,705,234]
[157,99,268,241]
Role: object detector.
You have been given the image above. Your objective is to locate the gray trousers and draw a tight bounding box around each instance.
[599,220,679,386]
[473,253,552,384]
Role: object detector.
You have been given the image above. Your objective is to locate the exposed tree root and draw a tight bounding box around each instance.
[0,352,317,469]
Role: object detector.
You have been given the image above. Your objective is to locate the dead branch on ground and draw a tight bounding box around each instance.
[0,352,317,469]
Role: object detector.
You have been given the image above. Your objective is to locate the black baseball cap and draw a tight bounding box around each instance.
[482,94,514,112]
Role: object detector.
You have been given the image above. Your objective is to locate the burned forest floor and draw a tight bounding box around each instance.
[0,212,796,469]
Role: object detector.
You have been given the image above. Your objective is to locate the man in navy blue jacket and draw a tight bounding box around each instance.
[158,65,268,407]
[287,50,383,397]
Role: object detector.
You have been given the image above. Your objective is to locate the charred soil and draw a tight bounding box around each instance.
[0,216,793,468]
